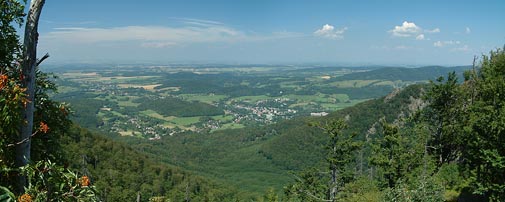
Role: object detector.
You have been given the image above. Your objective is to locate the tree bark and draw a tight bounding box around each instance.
[329,166,337,202]
[16,0,45,192]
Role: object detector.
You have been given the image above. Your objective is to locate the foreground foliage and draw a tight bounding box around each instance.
[1,160,99,201]
[284,47,505,201]
[1,0,97,199]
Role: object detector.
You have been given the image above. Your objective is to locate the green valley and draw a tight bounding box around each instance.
[51,65,466,139]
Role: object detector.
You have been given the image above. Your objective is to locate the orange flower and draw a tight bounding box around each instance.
[80,176,90,187]
[18,193,32,202]
[39,122,49,133]
[0,74,7,90]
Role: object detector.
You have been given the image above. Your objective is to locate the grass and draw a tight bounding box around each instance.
[328,94,350,102]
[212,115,235,122]
[213,123,245,131]
[140,110,175,121]
[171,117,201,126]
[109,110,126,117]
[279,81,305,90]
[116,99,140,107]
[288,102,312,108]
[114,96,141,107]
[284,94,330,103]
[234,95,272,103]
[320,103,344,111]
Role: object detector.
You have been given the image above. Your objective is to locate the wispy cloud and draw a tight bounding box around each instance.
[141,41,177,48]
[433,40,461,47]
[389,21,439,39]
[169,17,225,27]
[452,45,471,52]
[45,25,243,44]
[42,19,303,48]
[370,45,414,51]
[465,27,471,34]
[41,20,98,25]
[434,40,470,52]
[425,28,440,33]
[314,24,347,39]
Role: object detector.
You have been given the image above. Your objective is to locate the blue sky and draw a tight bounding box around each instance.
[36,0,505,66]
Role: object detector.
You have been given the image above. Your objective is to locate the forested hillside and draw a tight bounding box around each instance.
[60,126,239,201]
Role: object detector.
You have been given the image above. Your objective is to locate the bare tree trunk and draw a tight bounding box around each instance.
[16,0,45,192]
[329,144,338,202]
[329,166,337,202]
[185,181,191,202]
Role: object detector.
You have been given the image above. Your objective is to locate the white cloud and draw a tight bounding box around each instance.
[465,27,471,34]
[434,40,461,47]
[389,21,440,40]
[390,21,421,37]
[425,28,440,33]
[314,24,347,39]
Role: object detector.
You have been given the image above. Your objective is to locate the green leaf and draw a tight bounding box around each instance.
[0,186,15,202]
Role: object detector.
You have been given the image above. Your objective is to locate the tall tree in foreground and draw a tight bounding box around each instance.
[16,0,46,191]
[369,120,405,189]
[319,119,360,201]
[463,47,505,200]
[285,119,360,202]
[421,47,505,200]
[1,1,98,200]
[423,72,466,166]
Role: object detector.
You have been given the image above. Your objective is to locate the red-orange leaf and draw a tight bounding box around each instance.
[39,122,49,133]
